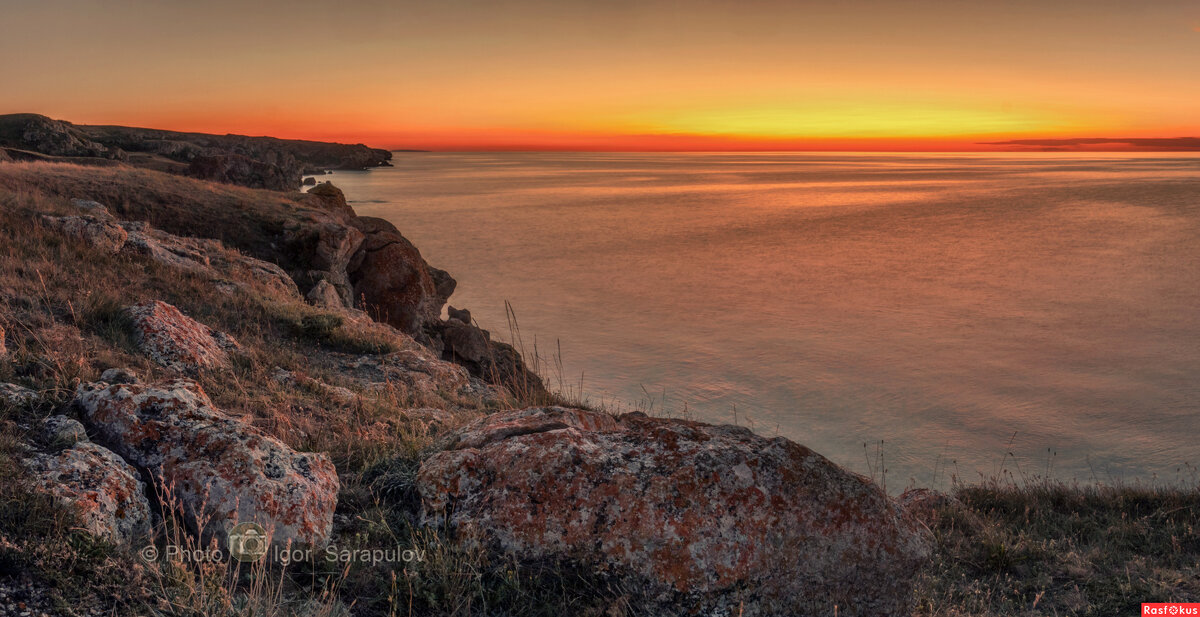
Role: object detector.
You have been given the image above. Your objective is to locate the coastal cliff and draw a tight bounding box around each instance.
[0,155,1196,616]
[0,114,393,190]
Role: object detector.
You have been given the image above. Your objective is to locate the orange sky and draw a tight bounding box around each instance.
[2,0,1198,151]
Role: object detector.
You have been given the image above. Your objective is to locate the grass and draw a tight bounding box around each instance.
[913,480,1200,616]
[1,160,1198,616]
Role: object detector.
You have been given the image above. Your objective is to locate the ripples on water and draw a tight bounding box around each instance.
[321,153,1200,489]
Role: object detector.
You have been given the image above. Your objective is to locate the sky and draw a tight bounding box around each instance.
[1,0,1198,151]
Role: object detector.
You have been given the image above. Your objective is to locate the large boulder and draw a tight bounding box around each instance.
[41,214,128,254]
[22,441,152,545]
[347,217,452,335]
[76,379,338,550]
[418,408,931,616]
[125,301,240,373]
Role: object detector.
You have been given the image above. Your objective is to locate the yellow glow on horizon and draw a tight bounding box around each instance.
[624,103,1086,139]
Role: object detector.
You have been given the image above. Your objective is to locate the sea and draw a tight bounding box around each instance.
[314,152,1200,490]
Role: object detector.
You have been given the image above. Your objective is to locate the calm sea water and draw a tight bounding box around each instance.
[318,153,1200,489]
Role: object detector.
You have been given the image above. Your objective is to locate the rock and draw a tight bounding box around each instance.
[418,408,932,616]
[70,198,110,217]
[428,266,457,304]
[120,222,299,298]
[186,153,295,191]
[99,367,139,384]
[76,379,338,550]
[306,279,344,309]
[305,183,356,220]
[447,306,472,324]
[124,301,239,373]
[41,415,88,446]
[431,320,547,400]
[22,441,151,544]
[41,215,128,254]
[437,319,492,364]
[347,216,448,335]
[302,176,317,186]
[0,382,39,406]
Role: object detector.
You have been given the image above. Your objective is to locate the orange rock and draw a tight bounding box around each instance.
[418,407,931,616]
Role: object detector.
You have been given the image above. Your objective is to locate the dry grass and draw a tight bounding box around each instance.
[914,479,1200,616]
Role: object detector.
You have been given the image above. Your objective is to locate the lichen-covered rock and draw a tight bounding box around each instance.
[0,382,39,406]
[99,367,139,384]
[41,214,128,254]
[120,222,299,298]
[23,441,151,544]
[75,379,338,550]
[418,408,932,616]
[41,415,88,446]
[125,301,239,373]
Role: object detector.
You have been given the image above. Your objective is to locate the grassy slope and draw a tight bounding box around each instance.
[0,162,1196,616]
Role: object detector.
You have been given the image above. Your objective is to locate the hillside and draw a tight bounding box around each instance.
[0,160,1196,617]
[0,114,393,191]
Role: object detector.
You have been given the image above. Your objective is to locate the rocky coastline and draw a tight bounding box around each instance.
[0,138,1195,616]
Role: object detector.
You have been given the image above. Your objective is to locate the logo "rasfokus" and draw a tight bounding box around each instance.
[1144,604,1200,616]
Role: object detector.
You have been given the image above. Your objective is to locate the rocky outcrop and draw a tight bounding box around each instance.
[76,379,338,550]
[418,408,932,616]
[120,221,299,297]
[0,114,124,160]
[124,301,240,373]
[186,153,296,191]
[41,215,128,254]
[430,320,548,400]
[22,441,152,545]
[0,114,391,189]
[348,217,450,334]
[304,183,357,220]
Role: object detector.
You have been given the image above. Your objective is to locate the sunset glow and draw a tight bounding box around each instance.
[3,0,1199,150]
